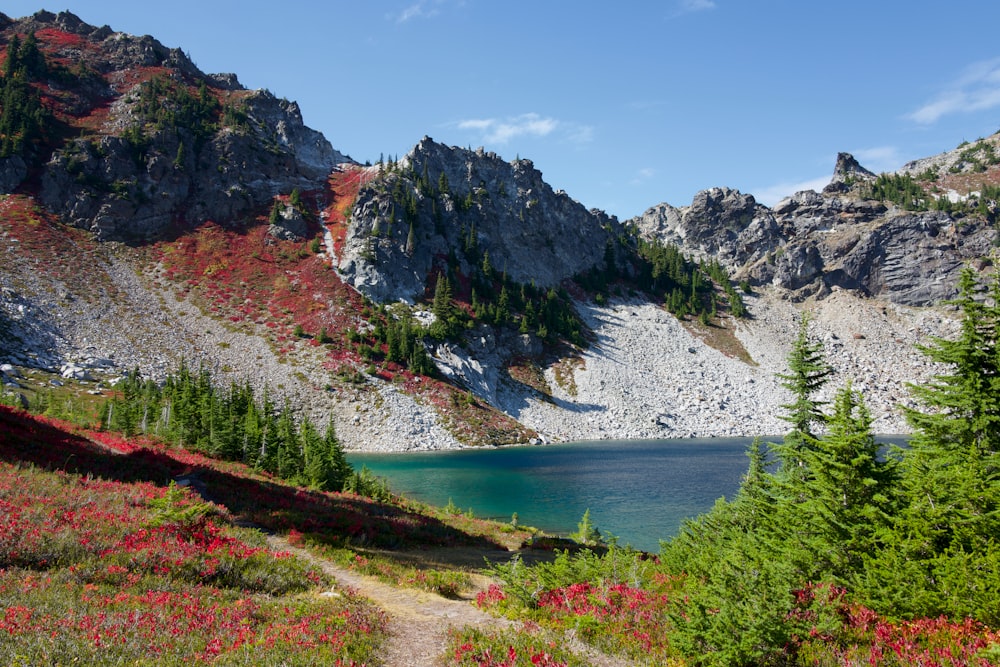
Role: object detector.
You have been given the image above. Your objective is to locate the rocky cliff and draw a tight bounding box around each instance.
[630,143,998,306]
[1,10,348,241]
[338,137,619,303]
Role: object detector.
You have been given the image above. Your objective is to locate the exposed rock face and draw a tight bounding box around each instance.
[0,156,28,193]
[3,11,348,240]
[433,325,543,406]
[630,187,779,269]
[268,203,310,241]
[824,152,876,193]
[40,90,344,241]
[339,137,619,303]
[631,154,997,307]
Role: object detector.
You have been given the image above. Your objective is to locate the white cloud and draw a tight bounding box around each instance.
[681,0,717,11]
[457,113,593,146]
[669,0,717,18]
[752,175,830,207]
[907,58,1000,125]
[391,0,459,23]
[630,168,656,186]
[851,146,901,173]
[456,119,494,132]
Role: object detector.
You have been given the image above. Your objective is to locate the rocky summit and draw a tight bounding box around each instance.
[338,137,618,303]
[1,10,346,241]
[629,144,998,306]
[0,10,997,450]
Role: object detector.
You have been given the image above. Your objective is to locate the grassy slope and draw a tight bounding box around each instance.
[0,404,566,663]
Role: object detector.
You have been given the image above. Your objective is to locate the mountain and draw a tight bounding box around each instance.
[629,142,999,306]
[0,10,346,240]
[338,137,619,304]
[0,10,994,449]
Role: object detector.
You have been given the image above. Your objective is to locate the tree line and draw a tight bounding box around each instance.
[100,362,353,493]
[0,32,51,159]
[486,266,1000,665]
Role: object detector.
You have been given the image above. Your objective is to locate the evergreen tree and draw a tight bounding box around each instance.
[323,417,351,492]
[792,383,895,582]
[871,267,1000,622]
[429,272,456,339]
[275,402,303,481]
[774,315,833,471]
[300,418,328,490]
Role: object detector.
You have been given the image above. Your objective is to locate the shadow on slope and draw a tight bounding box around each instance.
[0,405,507,551]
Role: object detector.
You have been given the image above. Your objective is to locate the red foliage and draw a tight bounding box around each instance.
[0,405,507,551]
[322,166,374,261]
[790,582,1000,666]
[152,220,367,364]
[34,27,87,50]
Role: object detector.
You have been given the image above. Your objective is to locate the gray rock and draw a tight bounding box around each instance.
[268,205,310,241]
[0,156,28,193]
[631,187,780,268]
[630,151,995,307]
[339,137,618,303]
[60,364,92,381]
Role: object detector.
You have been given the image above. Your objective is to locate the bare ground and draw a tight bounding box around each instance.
[264,534,634,667]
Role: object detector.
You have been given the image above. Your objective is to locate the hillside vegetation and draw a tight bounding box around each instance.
[3,267,1000,665]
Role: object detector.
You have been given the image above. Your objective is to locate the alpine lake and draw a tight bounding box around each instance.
[348,436,910,553]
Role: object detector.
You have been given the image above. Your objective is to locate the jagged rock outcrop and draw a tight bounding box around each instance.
[339,137,619,303]
[433,325,543,405]
[40,88,345,240]
[823,152,876,194]
[268,203,310,241]
[630,187,781,269]
[2,11,348,240]
[632,153,997,306]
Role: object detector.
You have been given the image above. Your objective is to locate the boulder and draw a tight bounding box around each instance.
[268,205,310,241]
[61,364,92,381]
[0,156,28,193]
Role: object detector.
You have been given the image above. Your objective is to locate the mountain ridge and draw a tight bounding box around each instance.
[0,10,994,448]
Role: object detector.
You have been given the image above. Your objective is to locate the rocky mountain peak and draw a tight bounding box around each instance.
[0,12,349,240]
[338,137,617,303]
[631,147,997,306]
[828,152,875,186]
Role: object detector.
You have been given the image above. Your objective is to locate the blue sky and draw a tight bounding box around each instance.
[7,1,1000,218]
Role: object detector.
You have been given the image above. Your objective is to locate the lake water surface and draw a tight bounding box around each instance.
[347,437,758,553]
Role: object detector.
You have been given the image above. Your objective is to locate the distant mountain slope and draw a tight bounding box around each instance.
[0,10,348,240]
[0,10,990,449]
[629,139,999,306]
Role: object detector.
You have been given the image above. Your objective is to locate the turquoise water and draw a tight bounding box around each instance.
[347,438,758,552]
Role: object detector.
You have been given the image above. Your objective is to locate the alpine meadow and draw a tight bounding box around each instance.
[3,8,1000,666]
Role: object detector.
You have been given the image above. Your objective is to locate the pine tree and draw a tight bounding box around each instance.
[429,272,454,339]
[275,402,303,481]
[875,267,1000,622]
[774,314,833,471]
[793,383,894,581]
[300,418,329,490]
[323,417,352,492]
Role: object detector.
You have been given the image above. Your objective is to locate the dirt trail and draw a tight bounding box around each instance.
[264,534,634,667]
[169,469,632,666]
[265,535,514,666]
